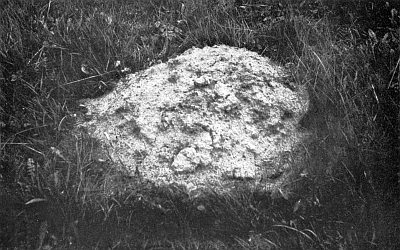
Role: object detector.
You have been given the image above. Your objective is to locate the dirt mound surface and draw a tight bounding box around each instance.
[76,45,310,193]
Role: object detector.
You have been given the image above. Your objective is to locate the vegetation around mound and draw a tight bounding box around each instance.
[1,0,399,249]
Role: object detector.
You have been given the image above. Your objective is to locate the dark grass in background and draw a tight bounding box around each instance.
[1,0,399,248]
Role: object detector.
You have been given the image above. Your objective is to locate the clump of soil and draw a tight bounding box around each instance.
[76,45,310,194]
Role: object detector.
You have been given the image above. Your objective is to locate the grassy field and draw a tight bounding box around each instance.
[1,0,399,249]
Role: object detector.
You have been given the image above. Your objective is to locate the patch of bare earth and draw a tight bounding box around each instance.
[75,45,310,194]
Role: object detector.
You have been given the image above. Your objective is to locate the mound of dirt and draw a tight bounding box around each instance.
[76,45,310,194]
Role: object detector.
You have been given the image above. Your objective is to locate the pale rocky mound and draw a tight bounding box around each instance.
[76,45,310,193]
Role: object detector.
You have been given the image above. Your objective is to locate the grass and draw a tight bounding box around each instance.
[1,0,399,248]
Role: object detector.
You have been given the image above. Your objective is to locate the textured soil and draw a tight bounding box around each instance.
[75,45,310,194]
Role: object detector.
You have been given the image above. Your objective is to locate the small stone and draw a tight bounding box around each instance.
[197,205,206,211]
